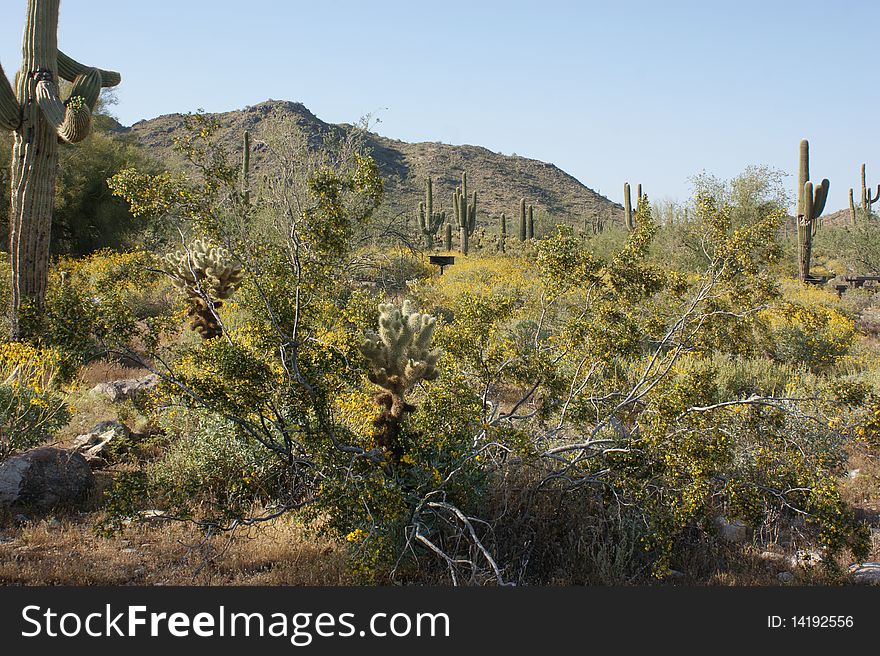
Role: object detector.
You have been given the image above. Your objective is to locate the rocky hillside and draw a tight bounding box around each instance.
[118,100,623,231]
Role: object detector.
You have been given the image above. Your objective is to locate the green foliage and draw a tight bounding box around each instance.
[0,342,70,460]
[34,250,172,379]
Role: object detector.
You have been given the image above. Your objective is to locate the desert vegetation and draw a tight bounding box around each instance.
[2,0,880,588]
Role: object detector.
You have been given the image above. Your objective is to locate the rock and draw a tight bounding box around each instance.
[777,571,795,583]
[714,516,749,543]
[0,448,94,510]
[848,469,861,479]
[72,421,130,468]
[848,563,880,585]
[666,569,686,580]
[789,549,823,569]
[90,375,158,403]
[759,551,787,566]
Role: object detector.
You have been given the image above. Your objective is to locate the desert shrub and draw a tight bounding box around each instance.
[607,355,868,574]
[0,342,70,460]
[35,250,174,379]
[150,408,288,516]
[757,302,854,372]
[814,218,880,275]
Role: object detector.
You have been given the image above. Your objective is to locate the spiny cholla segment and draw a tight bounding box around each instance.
[360,300,441,397]
[162,239,244,339]
[162,239,244,301]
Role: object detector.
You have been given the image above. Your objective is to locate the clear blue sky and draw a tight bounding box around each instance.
[2,0,878,213]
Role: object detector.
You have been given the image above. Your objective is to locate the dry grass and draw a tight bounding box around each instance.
[0,512,349,586]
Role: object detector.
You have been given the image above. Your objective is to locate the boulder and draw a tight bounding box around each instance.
[0,448,94,509]
[714,516,749,543]
[849,563,880,585]
[72,420,130,468]
[90,375,158,403]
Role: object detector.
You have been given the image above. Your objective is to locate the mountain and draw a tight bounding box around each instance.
[117,100,623,231]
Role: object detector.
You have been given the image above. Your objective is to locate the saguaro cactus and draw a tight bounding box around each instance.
[162,239,245,340]
[418,177,445,250]
[796,140,829,281]
[241,130,251,206]
[519,198,527,241]
[623,182,645,231]
[1,0,121,338]
[527,205,535,239]
[443,223,452,251]
[359,300,441,462]
[849,188,856,226]
[499,213,507,252]
[861,163,879,215]
[453,172,477,255]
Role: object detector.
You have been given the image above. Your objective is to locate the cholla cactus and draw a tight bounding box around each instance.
[162,239,244,339]
[359,300,441,461]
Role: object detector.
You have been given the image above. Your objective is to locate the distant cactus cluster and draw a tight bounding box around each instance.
[519,198,535,241]
[162,239,244,339]
[359,300,441,462]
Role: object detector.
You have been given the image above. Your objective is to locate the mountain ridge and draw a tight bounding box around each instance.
[117,99,625,232]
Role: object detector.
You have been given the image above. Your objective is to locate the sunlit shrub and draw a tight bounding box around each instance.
[0,341,70,460]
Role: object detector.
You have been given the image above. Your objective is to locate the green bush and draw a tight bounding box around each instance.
[0,342,70,460]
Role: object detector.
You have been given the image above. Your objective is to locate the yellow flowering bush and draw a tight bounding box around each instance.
[0,341,70,460]
[757,301,855,372]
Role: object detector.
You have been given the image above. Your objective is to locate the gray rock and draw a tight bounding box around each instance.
[789,549,823,569]
[0,448,94,509]
[90,375,158,403]
[849,563,880,585]
[714,516,749,543]
[72,421,130,467]
[777,571,795,583]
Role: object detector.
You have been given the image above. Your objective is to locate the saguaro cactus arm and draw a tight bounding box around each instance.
[0,62,21,130]
[34,67,102,143]
[861,163,880,211]
[56,50,120,87]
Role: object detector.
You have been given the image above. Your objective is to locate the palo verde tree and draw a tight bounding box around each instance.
[0,0,120,338]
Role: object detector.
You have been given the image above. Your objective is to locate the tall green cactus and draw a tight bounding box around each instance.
[796,139,829,281]
[1,0,120,338]
[519,198,527,241]
[443,222,452,251]
[162,239,245,340]
[359,300,441,462]
[418,177,445,250]
[861,163,879,215]
[499,213,507,252]
[527,205,535,239]
[241,130,251,206]
[453,172,477,255]
[849,188,856,226]
[623,182,645,231]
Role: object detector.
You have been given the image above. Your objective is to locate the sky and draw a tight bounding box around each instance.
[2,0,879,213]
